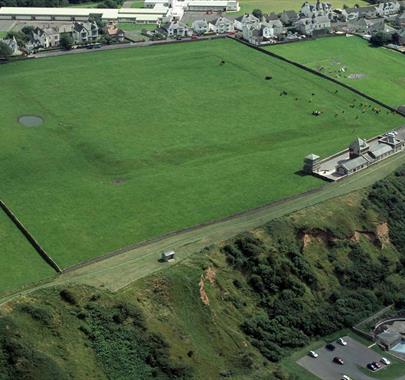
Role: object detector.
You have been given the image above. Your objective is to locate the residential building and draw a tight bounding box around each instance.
[161,20,191,37]
[209,16,234,33]
[375,1,400,17]
[234,13,260,30]
[396,12,405,27]
[106,24,125,42]
[2,36,21,55]
[72,21,98,44]
[280,10,298,25]
[192,19,209,34]
[300,1,333,18]
[295,14,331,35]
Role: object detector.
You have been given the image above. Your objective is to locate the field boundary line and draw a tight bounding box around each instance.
[229,36,405,117]
[61,185,329,273]
[0,200,62,273]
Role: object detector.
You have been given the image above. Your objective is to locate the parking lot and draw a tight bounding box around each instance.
[298,336,386,380]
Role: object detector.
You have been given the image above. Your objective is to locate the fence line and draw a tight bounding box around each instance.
[230,36,404,117]
[0,200,62,273]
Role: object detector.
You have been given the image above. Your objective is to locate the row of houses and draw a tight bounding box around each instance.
[231,1,405,44]
[1,21,126,54]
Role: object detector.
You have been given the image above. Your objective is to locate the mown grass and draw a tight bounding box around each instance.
[118,22,156,31]
[268,36,405,108]
[0,38,402,271]
[0,211,54,295]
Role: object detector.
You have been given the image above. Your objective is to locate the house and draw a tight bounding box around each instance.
[396,12,405,28]
[192,19,209,34]
[234,13,260,30]
[161,21,191,37]
[399,28,405,45]
[262,20,285,38]
[106,24,125,42]
[295,14,331,35]
[26,26,59,49]
[339,7,361,21]
[300,1,333,18]
[347,17,386,33]
[375,1,400,17]
[357,5,378,19]
[209,16,234,33]
[265,12,279,22]
[336,155,369,175]
[280,10,298,25]
[72,21,99,44]
[242,22,261,42]
[160,250,175,262]
[2,36,21,55]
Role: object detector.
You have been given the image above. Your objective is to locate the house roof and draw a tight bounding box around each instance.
[340,155,368,171]
[369,143,392,158]
[350,137,369,150]
[305,153,320,160]
[282,10,298,17]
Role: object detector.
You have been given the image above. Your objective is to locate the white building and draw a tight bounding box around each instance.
[0,6,168,24]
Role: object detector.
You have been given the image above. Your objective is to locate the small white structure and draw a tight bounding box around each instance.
[161,250,175,262]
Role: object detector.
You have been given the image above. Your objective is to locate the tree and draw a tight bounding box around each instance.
[21,25,35,37]
[5,31,27,47]
[370,32,392,46]
[252,9,263,19]
[59,33,73,50]
[0,41,12,60]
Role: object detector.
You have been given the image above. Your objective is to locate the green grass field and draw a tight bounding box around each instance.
[0,38,403,273]
[268,36,405,108]
[0,211,54,295]
[236,0,368,14]
[118,22,156,31]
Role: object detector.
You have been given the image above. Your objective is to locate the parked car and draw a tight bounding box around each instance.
[381,357,391,365]
[326,343,336,351]
[367,362,377,371]
[372,361,382,369]
[341,375,352,380]
[333,357,344,365]
[309,351,318,358]
[337,337,347,346]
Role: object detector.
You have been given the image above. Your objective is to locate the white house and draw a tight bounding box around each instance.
[161,20,191,37]
[2,36,21,55]
[209,16,234,33]
[192,19,209,34]
[300,1,333,18]
[234,13,259,30]
[72,21,99,44]
[375,1,400,17]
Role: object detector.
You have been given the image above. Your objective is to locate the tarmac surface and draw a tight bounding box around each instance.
[298,336,401,380]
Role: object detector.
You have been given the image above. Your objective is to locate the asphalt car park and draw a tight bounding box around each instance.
[297,336,387,380]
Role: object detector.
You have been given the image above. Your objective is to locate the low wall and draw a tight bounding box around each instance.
[0,200,62,273]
